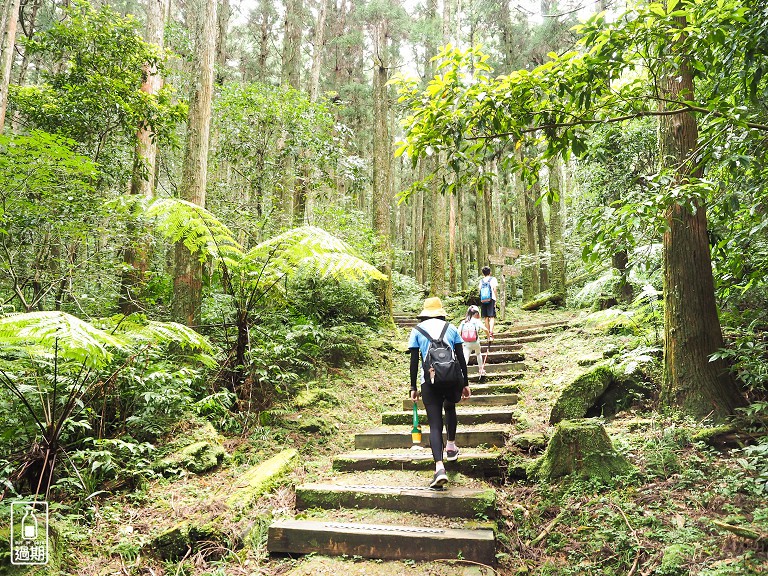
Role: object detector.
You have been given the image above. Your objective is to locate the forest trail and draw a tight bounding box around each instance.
[267,314,571,571]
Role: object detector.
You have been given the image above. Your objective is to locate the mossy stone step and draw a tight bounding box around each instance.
[268,519,495,563]
[383,408,515,426]
[356,426,509,450]
[491,333,547,345]
[471,381,521,394]
[468,361,526,375]
[403,393,518,410]
[469,350,525,363]
[502,320,569,333]
[294,483,496,518]
[469,370,524,383]
[333,450,503,476]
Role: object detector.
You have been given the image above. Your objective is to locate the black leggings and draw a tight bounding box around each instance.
[423,399,457,462]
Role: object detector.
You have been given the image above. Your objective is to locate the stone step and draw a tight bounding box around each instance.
[356,425,509,450]
[333,449,503,476]
[382,408,515,426]
[469,350,525,364]
[268,519,495,563]
[468,361,526,374]
[403,393,518,410]
[294,483,496,518]
[469,370,524,383]
[470,381,521,394]
[498,322,569,338]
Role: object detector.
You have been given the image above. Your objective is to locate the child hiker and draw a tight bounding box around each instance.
[458,305,488,376]
[408,297,471,489]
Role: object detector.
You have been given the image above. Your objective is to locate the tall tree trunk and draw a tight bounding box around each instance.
[15,0,42,87]
[308,0,327,102]
[457,178,466,290]
[548,156,565,301]
[372,19,392,317]
[476,182,488,273]
[516,150,536,301]
[172,0,217,327]
[215,0,230,84]
[534,179,548,291]
[282,0,303,88]
[120,0,169,314]
[0,0,21,133]
[255,0,275,82]
[658,11,744,419]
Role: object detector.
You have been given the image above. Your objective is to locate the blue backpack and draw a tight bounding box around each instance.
[480,279,492,303]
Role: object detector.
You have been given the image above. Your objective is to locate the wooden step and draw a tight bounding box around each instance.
[469,370,524,383]
[403,393,518,410]
[468,361,526,374]
[333,449,503,476]
[356,425,509,450]
[295,483,496,518]
[268,519,495,563]
[382,408,515,426]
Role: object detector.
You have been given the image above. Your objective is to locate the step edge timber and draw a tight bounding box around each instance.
[355,428,508,450]
[403,394,518,410]
[332,450,503,476]
[267,519,496,563]
[294,483,497,518]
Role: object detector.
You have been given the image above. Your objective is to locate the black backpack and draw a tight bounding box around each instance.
[414,322,463,388]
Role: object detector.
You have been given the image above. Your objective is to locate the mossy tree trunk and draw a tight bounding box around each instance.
[532,419,632,482]
[173,0,218,327]
[658,9,745,420]
[372,18,393,317]
[548,156,566,301]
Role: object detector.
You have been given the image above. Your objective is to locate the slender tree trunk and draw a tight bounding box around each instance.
[308,0,327,102]
[516,150,536,301]
[457,178,466,290]
[658,11,744,419]
[0,0,21,133]
[548,156,565,301]
[282,0,303,88]
[534,179,548,290]
[120,0,169,314]
[476,182,488,272]
[526,175,539,295]
[372,18,393,316]
[172,0,217,326]
[15,0,41,87]
[215,0,230,84]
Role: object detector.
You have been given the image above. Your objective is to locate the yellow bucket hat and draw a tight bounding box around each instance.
[418,297,448,319]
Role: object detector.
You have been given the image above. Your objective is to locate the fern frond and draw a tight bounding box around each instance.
[98,316,214,354]
[146,198,244,262]
[246,226,386,281]
[0,312,126,368]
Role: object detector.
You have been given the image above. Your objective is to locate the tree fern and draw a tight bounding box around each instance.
[146,198,244,263]
[0,311,126,368]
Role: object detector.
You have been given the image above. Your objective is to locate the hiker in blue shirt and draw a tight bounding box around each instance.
[408,297,470,489]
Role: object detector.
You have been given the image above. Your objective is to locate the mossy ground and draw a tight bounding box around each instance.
[11,309,767,576]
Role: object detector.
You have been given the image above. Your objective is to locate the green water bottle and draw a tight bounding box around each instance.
[411,401,422,444]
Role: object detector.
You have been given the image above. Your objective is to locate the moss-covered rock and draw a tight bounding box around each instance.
[155,440,226,474]
[550,365,614,425]
[659,543,694,575]
[509,432,549,453]
[295,388,340,409]
[530,419,633,482]
[296,417,336,436]
[226,448,298,512]
[521,291,565,311]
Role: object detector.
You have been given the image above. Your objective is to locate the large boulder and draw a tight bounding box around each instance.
[530,419,633,482]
